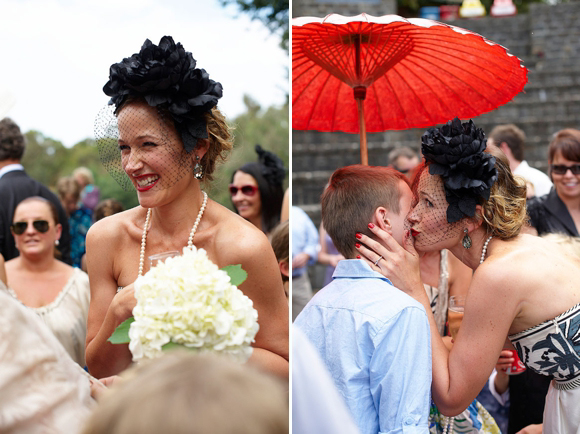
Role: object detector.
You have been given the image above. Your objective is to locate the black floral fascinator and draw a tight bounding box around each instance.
[255,144,286,188]
[421,117,498,223]
[103,36,222,153]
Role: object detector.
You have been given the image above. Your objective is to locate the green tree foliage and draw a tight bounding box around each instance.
[209,95,289,209]
[220,0,289,51]
[21,132,139,210]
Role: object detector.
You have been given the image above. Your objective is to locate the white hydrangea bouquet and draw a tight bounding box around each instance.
[109,246,259,363]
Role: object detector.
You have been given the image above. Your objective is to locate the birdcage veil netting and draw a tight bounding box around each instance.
[94,35,222,191]
[406,118,498,250]
[94,103,193,192]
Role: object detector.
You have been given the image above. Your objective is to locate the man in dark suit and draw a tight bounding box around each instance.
[0,118,71,264]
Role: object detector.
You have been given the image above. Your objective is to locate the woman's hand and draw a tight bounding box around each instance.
[516,424,543,434]
[355,224,423,299]
[496,349,515,373]
[111,283,137,324]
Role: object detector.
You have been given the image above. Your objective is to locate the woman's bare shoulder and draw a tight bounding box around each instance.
[211,204,273,263]
[87,207,142,244]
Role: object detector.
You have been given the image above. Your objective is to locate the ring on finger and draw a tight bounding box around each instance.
[373,255,383,266]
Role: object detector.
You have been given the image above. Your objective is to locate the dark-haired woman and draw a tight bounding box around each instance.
[528,128,580,237]
[5,196,90,367]
[357,119,580,433]
[86,37,288,379]
[231,145,285,235]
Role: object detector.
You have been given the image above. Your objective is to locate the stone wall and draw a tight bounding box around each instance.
[293,0,397,18]
[292,2,580,288]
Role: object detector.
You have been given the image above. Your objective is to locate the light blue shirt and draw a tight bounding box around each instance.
[291,206,319,277]
[294,259,432,434]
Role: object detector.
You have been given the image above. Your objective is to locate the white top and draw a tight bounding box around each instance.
[0,282,95,433]
[6,268,90,366]
[514,160,553,198]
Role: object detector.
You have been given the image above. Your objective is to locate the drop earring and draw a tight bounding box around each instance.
[55,240,60,246]
[194,155,203,180]
[462,228,472,249]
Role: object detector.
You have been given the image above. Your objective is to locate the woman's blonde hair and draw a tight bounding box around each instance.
[479,144,528,239]
[541,233,580,257]
[202,107,233,182]
[82,352,288,434]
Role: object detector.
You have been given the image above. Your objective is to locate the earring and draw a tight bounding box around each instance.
[55,240,60,246]
[194,155,203,180]
[462,228,472,249]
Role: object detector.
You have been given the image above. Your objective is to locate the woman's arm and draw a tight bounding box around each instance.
[220,227,289,380]
[317,224,345,267]
[447,251,472,299]
[85,223,135,378]
[0,254,6,286]
[356,227,518,415]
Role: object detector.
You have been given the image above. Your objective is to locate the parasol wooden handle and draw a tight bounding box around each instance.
[355,88,368,166]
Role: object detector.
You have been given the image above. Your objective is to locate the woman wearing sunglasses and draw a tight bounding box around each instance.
[231,145,285,235]
[4,196,90,367]
[528,129,580,236]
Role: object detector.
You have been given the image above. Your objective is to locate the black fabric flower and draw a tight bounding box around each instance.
[103,36,222,152]
[255,144,285,187]
[421,118,498,223]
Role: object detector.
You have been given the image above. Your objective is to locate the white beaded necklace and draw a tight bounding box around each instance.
[138,191,208,276]
[480,236,493,264]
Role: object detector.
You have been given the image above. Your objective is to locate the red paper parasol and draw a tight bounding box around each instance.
[292,14,528,165]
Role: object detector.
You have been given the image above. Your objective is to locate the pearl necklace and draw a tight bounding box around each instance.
[138,191,208,276]
[480,236,493,264]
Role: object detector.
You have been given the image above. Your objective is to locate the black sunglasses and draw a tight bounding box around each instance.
[229,184,258,196]
[11,220,50,235]
[551,164,580,175]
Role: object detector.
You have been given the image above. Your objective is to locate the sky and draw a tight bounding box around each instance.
[0,0,288,148]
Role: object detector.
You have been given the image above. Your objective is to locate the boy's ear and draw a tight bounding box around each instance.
[374,207,392,234]
[279,260,289,278]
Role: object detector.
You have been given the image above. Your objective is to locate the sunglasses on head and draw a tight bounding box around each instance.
[229,184,258,196]
[551,164,580,175]
[11,220,50,235]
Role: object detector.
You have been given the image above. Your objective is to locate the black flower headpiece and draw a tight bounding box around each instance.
[103,36,222,152]
[255,144,285,187]
[421,118,498,223]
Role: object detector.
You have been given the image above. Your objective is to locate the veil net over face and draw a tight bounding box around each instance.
[94,101,193,192]
[405,165,464,251]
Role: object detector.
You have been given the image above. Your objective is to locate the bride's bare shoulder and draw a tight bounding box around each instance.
[87,207,144,244]
[210,203,273,262]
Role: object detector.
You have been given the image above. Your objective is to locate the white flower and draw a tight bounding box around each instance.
[128,246,259,363]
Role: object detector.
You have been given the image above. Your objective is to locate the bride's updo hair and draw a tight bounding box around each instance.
[480,144,528,240]
[203,107,233,182]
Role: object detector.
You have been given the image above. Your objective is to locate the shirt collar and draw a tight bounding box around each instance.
[0,164,24,179]
[332,259,393,285]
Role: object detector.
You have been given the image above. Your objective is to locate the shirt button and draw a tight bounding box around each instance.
[404,417,415,426]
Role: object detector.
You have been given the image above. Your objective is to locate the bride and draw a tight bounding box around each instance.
[85,36,288,379]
